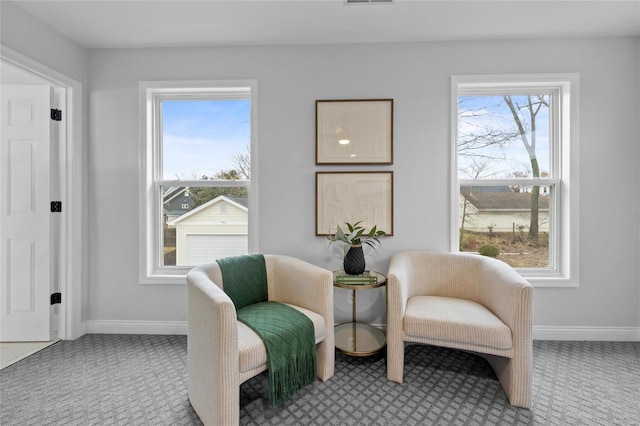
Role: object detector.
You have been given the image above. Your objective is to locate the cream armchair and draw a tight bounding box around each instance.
[187,255,334,426]
[387,251,533,409]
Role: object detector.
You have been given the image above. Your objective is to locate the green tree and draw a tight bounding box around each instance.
[189,169,248,209]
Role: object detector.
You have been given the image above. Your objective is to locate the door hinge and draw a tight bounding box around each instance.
[51,109,62,121]
[51,201,62,212]
[50,293,62,305]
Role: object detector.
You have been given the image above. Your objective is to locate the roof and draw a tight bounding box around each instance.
[163,186,191,203]
[462,191,549,211]
[167,195,248,226]
[225,196,248,208]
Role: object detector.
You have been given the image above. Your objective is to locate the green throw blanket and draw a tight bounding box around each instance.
[216,254,317,406]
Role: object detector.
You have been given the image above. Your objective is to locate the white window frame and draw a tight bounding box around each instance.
[139,80,258,284]
[451,74,579,287]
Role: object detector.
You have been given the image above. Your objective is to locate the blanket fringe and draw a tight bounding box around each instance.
[270,348,317,406]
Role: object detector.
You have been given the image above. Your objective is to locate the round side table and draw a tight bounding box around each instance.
[333,270,386,357]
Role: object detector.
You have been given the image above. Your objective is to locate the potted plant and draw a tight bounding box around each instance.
[327,221,387,275]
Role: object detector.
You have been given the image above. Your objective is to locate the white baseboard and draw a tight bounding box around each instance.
[83,320,187,335]
[533,326,640,341]
[80,321,639,342]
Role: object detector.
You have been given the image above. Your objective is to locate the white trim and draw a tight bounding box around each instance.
[451,73,579,287]
[533,326,640,342]
[0,338,60,370]
[84,320,187,335]
[138,80,258,285]
[1,45,84,340]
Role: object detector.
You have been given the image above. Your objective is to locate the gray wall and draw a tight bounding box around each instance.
[87,38,640,329]
[0,1,87,83]
[1,1,90,326]
[2,0,639,332]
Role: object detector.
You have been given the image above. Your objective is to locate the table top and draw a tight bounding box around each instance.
[332,270,387,290]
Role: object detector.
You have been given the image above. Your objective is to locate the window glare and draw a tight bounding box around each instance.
[162,99,250,180]
[457,95,550,180]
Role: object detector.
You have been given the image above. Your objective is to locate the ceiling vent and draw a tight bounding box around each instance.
[345,0,394,4]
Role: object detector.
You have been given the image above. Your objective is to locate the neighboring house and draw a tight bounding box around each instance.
[163,187,194,223]
[460,190,550,233]
[167,195,248,266]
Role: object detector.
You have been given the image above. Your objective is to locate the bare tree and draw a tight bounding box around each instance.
[503,95,548,242]
[457,98,518,169]
[232,144,251,180]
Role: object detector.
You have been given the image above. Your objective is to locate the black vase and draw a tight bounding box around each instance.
[343,245,366,275]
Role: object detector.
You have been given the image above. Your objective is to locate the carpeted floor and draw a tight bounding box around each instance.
[0,334,638,425]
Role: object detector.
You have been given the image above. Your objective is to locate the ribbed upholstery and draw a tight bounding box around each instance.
[387,251,533,409]
[187,255,334,426]
[404,296,512,351]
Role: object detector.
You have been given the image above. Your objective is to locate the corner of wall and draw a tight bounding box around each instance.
[637,36,640,330]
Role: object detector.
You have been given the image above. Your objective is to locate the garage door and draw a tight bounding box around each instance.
[185,234,248,265]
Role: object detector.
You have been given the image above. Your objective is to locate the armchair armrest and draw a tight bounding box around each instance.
[265,255,334,325]
[264,255,335,381]
[387,252,414,323]
[187,267,240,425]
[476,256,533,409]
[477,257,533,333]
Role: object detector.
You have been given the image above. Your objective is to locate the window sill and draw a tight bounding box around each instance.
[140,270,189,285]
[522,275,579,288]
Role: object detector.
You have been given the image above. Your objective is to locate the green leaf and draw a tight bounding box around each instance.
[328,221,386,253]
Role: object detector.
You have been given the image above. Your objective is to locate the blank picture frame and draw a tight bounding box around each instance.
[316,171,393,236]
[316,99,393,165]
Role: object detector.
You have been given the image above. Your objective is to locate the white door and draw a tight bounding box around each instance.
[0,85,53,342]
[185,234,248,266]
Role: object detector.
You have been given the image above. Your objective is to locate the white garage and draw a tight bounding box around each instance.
[168,195,248,266]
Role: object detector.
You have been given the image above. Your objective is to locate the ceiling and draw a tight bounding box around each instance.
[11,0,640,50]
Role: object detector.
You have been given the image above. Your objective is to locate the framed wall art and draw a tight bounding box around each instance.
[316,99,393,165]
[316,171,393,236]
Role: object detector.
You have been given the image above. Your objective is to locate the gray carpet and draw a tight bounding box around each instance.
[1,335,638,425]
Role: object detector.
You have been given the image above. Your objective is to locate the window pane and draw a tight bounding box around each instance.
[162,99,250,180]
[459,185,551,268]
[457,95,550,180]
[161,185,249,266]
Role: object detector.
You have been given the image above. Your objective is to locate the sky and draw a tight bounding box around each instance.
[160,95,548,182]
[457,95,551,180]
[162,99,250,180]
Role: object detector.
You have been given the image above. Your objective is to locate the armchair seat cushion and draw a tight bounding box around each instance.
[238,304,326,374]
[404,296,512,351]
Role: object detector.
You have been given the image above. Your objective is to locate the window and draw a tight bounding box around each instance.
[451,74,579,286]
[139,80,257,284]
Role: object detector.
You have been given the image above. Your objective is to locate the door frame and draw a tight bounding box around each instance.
[1,45,83,340]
